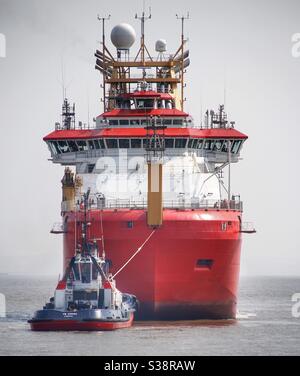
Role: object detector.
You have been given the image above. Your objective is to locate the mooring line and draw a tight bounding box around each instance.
[112,229,156,279]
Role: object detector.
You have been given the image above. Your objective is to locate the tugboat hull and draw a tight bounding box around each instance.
[29,311,134,331]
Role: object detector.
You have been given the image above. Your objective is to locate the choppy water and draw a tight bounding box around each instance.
[0,275,300,356]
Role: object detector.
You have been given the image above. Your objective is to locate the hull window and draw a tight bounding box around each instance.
[196,259,214,269]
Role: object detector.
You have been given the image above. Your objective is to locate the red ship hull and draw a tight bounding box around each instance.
[63,209,242,320]
[29,313,134,331]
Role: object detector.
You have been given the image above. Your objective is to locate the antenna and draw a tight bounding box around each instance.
[97,14,111,112]
[59,55,72,102]
[135,7,152,63]
[223,64,227,109]
[87,90,90,128]
[200,97,203,128]
[176,12,190,111]
[61,57,66,101]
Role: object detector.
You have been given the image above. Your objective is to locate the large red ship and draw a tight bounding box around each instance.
[44,13,254,320]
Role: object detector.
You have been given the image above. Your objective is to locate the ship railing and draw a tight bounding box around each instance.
[54,120,236,131]
[64,198,243,211]
[118,55,174,63]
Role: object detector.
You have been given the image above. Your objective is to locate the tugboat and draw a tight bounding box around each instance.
[28,189,137,331]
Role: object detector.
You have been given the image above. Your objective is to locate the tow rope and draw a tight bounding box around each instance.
[112,229,156,279]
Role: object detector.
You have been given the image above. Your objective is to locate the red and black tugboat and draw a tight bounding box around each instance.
[28,189,137,331]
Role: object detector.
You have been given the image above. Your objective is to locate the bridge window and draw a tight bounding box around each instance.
[72,264,80,281]
[58,140,69,153]
[116,99,131,109]
[165,100,173,109]
[165,138,174,148]
[50,141,61,154]
[196,140,203,149]
[80,262,91,284]
[130,119,140,126]
[173,119,183,126]
[141,119,148,126]
[109,120,119,126]
[68,141,78,152]
[93,139,105,149]
[120,120,129,126]
[175,138,187,148]
[157,100,163,109]
[163,119,172,125]
[94,140,100,149]
[77,140,88,152]
[131,139,142,148]
[119,139,130,148]
[106,139,118,148]
[213,140,224,151]
[88,140,95,150]
[231,140,242,154]
[136,99,154,109]
[99,139,105,149]
[204,140,214,151]
[222,142,228,152]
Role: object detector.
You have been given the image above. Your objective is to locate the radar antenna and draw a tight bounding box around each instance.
[97,14,111,112]
[135,8,152,63]
[176,13,190,111]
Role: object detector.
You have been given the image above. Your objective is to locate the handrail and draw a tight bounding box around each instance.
[61,198,243,212]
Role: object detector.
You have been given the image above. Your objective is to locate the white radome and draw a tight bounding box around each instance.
[155,39,167,53]
[111,23,136,50]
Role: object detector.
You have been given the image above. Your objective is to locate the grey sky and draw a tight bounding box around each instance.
[0,0,299,276]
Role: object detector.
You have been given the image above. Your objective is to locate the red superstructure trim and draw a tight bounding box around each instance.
[56,280,66,290]
[43,128,248,141]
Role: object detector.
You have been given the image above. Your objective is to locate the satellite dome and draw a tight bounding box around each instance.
[111,23,136,50]
[155,39,167,53]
